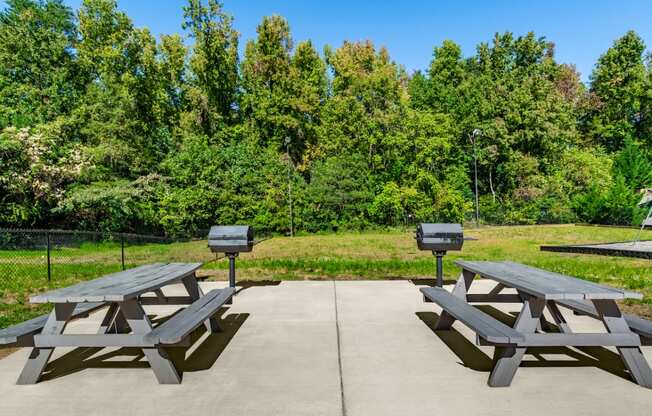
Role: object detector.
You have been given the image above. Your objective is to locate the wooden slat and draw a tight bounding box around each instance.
[421,287,524,344]
[519,333,641,347]
[504,262,638,299]
[456,261,573,300]
[455,260,642,300]
[145,288,235,345]
[34,334,151,348]
[29,264,164,303]
[0,302,106,346]
[30,263,203,303]
[66,264,194,303]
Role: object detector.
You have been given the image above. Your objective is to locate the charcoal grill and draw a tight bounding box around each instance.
[208,225,255,288]
[416,223,464,287]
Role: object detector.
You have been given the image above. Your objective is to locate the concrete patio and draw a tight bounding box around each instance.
[0,279,650,416]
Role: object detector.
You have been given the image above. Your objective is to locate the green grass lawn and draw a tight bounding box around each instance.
[2,224,652,328]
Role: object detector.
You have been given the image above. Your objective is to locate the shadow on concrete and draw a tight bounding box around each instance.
[235,280,281,296]
[40,308,249,382]
[410,278,458,287]
[416,308,631,382]
[416,311,494,371]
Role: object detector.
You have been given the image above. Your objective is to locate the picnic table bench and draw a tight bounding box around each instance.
[421,260,652,388]
[2,263,234,385]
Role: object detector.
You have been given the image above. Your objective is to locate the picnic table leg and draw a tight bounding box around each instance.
[435,270,476,330]
[182,274,222,333]
[118,299,181,384]
[592,299,652,388]
[546,301,572,333]
[17,303,76,384]
[96,303,129,334]
[489,296,545,387]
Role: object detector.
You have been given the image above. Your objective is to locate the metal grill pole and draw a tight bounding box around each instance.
[435,252,444,287]
[46,232,51,282]
[228,253,237,288]
[121,235,125,270]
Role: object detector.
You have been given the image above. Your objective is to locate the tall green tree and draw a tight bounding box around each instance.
[588,31,647,150]
[240,16,326,166]
[73,0,179,176]
[0,0,80,128]
[319,40,407,174]
[289,40,327,168]
[240,15,294,149]
[183,0,239,134]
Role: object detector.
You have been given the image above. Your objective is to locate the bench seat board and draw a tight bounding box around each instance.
[0,302,106,345]
[145,287,235,345]
[421,287,524,344]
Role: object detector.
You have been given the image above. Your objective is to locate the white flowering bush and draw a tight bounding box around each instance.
[0,127,87,225]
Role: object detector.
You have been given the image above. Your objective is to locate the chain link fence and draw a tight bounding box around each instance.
[0,227,273,328]
[0,229,176,283]
[0,228,224,302]
[0,228,231,328]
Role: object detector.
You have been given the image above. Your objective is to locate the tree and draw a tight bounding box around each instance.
[240,16,326,166]
[289,40,327,168]
[426,40,465,113]
[0,0,80,128]
[305,154,373,230]
[183,0,239,134]
[240,15,294,149]
[319,40,408,174]
[589,31,647,150]
[73,0,182,176]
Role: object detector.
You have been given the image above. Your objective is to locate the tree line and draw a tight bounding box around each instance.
[1,0,652,236]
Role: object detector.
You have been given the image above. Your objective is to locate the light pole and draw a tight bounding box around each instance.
[470,129,481,228]
[285,137,294,237]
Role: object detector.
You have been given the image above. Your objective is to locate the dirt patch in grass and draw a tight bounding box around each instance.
[621,302,652,319]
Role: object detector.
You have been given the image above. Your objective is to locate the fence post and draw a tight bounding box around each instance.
[46,232,51,282]
[121,234,125,271]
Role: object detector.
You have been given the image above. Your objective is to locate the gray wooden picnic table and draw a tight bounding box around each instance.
[15,262,235,385]
[421,260,652,388]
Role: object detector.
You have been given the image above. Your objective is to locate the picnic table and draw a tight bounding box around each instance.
[421,260,652,388]
[5,263,235,385]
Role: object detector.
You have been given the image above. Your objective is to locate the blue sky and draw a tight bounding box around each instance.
[7,1,652,82]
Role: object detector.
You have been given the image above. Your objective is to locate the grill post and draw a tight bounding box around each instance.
[227,253,238,288]
[121,234,125,271]
[46,232,51,282]
[434,251,445,287]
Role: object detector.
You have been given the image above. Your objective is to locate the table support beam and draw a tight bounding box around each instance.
[489,297,545,387]
[593,299,652,388]
[435,270,475,330]
[119,299,181,384]
[17,303,76,385]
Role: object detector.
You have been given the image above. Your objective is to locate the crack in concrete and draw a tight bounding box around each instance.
[332,280,347,416]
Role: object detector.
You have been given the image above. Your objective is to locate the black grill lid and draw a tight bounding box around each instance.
[417,223,463,238]
[208,225,253,242]
[207,225,254,253]
[416,223,464,252]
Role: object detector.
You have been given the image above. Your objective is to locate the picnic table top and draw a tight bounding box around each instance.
[455,260,643,301]
[30,262,203,304]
